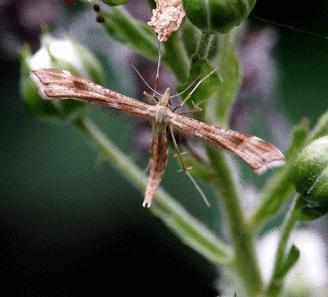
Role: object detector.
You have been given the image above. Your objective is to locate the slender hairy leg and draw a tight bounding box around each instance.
[169,126,210,207]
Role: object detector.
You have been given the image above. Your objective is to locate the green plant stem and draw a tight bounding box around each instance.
[266,196,299,297]
[163,32,190,82]
[207,148,264,296]
[73,116,231,265]
[196,32,213,58]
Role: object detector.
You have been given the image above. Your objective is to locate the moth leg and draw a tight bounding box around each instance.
[169,77,200,100]
[173,69,218,111]
[168,126,210,207]
[131,64,162,97]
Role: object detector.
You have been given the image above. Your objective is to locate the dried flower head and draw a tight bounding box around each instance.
[148,0,185,42]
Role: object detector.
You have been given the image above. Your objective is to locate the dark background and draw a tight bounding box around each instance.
[1,1,328,296]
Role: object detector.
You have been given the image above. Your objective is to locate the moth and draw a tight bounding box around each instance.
[32,68,285,207]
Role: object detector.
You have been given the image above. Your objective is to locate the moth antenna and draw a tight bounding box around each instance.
[252,14,328,41]
[153,39,162,96]
[131,64,162,97]
[169,126,210,207]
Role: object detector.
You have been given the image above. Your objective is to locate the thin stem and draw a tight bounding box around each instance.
[73,116,231,265]
[266,196,299,297]
[207,148,264,296]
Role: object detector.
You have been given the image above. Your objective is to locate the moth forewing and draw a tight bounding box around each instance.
[168,112,285,174]
[32,68,151,118]
[143,123,169,208]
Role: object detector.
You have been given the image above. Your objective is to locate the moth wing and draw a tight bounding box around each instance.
[32,68,150,116]
[143,126,169,207]
[169,114,285,174]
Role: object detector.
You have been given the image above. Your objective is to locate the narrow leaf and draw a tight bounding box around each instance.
[212,33,241,125]
[251,120,309,229]
[275,244,300,279]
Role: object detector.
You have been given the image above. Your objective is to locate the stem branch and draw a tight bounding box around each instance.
[207,148,263,296]
[266,196,299,297]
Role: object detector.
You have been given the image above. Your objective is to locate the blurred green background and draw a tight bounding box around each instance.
[0,1,328,296]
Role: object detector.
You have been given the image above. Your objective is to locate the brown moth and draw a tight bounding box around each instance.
[32,68,285,207]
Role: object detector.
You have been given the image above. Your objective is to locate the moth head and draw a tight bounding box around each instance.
[159,87,171,107]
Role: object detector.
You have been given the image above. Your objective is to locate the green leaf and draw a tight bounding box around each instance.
[210,33,240,125]
[276,244,300,279]
[68,36,105,85]
[285,118,310,160]
[19,45,62,122]
[309,109,328,140]
[181,19,200,58]
[162,31,190,82]
[250,120,309,229]
[207,34,219,59]
[267,245,300,296]
[99,8,158,59]
[20,43,87,123]
[45,48,87,121]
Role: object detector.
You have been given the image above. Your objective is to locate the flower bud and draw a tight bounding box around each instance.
[101,0,128,6]
[291,136,328,219]
[183,0,256,33]
[20,32,104,122]
[20,45,60,122]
